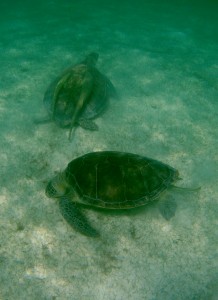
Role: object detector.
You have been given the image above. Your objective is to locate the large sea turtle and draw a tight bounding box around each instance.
[45,151,199,237]
[43,53,116,139]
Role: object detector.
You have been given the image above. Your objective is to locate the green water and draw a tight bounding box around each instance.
[0,1,217,299]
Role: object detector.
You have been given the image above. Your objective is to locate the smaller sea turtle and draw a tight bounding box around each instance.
[46,151,199,237]
[43,53,116,139]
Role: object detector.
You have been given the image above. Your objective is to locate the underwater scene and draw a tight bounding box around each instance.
[0,0,217,299]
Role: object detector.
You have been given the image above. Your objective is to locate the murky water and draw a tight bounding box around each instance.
[0,1,217,299]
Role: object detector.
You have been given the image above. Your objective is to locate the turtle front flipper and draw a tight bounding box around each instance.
[158,197,177,221]
[59,197,100,237]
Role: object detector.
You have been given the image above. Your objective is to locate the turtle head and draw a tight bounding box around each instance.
[45,172,71,199]
[84,52,99,66]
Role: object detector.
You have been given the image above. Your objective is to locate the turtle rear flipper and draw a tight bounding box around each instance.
[78,119,98,130]
[59,197,100,237]
[158,197,177,220]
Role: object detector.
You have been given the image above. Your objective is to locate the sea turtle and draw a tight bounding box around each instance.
[46,151,199,237]
[43,53,116,139]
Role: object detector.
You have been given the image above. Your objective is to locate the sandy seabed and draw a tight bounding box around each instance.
[0,1,217,299]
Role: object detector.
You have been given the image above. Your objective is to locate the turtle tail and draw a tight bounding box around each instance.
[68,106,80,140]
[68,74,94,140]
[59,197,100,237]
[52,73,71,116]
[68,103,84,140]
